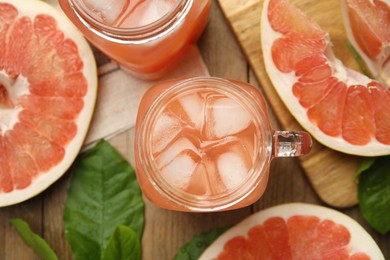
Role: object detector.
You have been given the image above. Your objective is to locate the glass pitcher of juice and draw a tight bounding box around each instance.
[58,0,211,80]
[134,77,312,212]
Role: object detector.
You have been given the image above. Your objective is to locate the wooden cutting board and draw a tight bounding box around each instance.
[218,0,365,207]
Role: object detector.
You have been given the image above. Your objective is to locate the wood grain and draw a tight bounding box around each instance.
[217,0,363,207]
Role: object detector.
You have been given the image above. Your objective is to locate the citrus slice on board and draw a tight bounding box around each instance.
[342,0,390,86]
[199,203,384,259]
[261,0,390,156]
[0,0,97,206]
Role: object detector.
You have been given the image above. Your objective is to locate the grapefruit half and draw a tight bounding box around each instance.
[342,0,390,86]
[200,203,384,259]
[0,0,97,206]
[261,0,390,156]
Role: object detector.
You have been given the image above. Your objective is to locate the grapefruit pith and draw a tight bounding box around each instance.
[200,203,384,259]
[0,0,97,206]
[261,0,390,156]
[342,0,390,86]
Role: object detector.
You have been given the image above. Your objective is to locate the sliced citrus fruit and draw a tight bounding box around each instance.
[0,0,97,206]
[261,0,390,156]
[342,0,390,86]
[200,203,384,259]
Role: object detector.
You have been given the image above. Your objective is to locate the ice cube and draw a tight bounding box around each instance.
[156,137,201,190]
[156,137,199,168]
[205,95,252,139]
[201,157,228,195]
[178,93,204,130]
[217,152,249,190]
[82,0,127,25]
[114,0,177,28]
[201,138,253,195]
[152,113,182,154]
[134,0,176,26]
[184,163,210,196]
[165,93,204,130]
[159,151,200,189]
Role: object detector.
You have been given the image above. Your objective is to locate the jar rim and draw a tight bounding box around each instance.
[137,77,273,211]
[68,0,193,44]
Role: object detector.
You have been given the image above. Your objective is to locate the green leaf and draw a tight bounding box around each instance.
[358,155,390,234]
[353,157,377,180]
[102,225,141,260]
[345,40,373,78]
[10,218,58,260]
[64,140,144,260]
[174,227,229,260]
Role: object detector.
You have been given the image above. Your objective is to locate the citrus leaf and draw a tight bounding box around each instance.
[358,155,390,234]
[64,140,144,260]
[353,157,377,180]
[102,225,141,260]
[10,218,58,260]
[174,227,229,260]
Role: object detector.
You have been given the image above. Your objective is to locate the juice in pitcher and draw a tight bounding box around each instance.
[59,0,211,79]
[135,77,312,212]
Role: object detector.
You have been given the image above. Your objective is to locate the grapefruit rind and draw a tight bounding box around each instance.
[0,0,97,207]
[260,0,390,156]
[199,203,384,259]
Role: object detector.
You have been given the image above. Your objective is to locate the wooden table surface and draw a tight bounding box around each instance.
[0,1,389,259]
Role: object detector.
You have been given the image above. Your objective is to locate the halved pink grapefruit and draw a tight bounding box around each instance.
[0,0,97,206]
[261,0,390,156]
[342,0,390,86]
[200,203,384,259]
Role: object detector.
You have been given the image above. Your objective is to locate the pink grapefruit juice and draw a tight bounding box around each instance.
[135,78,273,211]
[59,0,211,79]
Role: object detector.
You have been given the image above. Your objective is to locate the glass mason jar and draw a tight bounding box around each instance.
[58,0,211,80]
[134,77,312,212]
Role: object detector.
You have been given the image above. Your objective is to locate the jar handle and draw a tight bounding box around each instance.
[272,131,312,157]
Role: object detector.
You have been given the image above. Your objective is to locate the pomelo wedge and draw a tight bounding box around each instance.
[200,203,384,259]
[342,0,390,86]
[0,0,97,206]
[261,0,390,156]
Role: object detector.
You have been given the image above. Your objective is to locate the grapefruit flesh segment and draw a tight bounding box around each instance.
[346,0,389,59]
[261,217,293,258]
[5,123,65,173]
[19,110,77,147]
[342,85,375,145]
[5,16,34,77]
[247,226,274,258]
[271,37,326,73]
[0,140,13,192]
[34,14,65,48]
[267,0,325,38]
[0,3,18,70]
[20,95,84,120]
[370,82,390,144]
[293,77,338,108]
[287,216,351,259]
[262,0,390,156]
[29,73,88,97]
[3,136,37,190]
[294,55,328,77]
[0,0,97,206]
[343,0,390,86]
[307,82,348,137]
[217,237,253,260]
[200,204,384,260]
